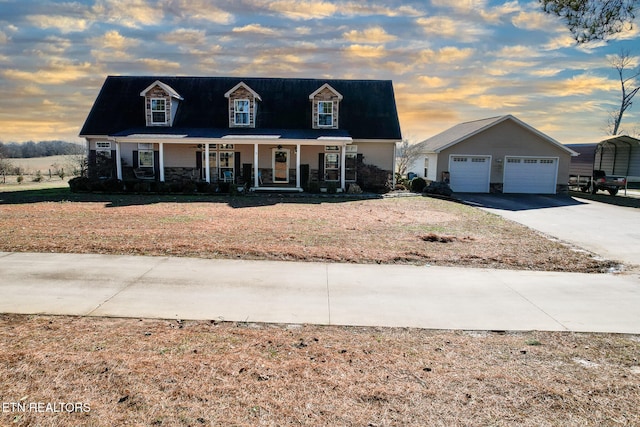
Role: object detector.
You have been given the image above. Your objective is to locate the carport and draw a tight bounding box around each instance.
[567,135,640,188]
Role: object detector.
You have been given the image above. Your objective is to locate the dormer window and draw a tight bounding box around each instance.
[309,83,343,130]
[151,98,167,124]
[140,80,183,127]
[225,82,261,128]
[234,99,250,125]
[318,101,333,127]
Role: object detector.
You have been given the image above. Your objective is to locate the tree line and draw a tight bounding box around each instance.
[0,141,84,158]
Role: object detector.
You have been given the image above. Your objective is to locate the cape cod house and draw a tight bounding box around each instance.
[79,76,402,192]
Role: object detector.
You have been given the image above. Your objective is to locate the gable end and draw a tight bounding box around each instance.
[225,82,261,128]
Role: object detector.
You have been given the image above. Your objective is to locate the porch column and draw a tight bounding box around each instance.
[254,143,259,188]
[340,143,346,191]
[159,142,165,182]
[205,143,210,183]
[296,144,301,189]
[115,140,122,180]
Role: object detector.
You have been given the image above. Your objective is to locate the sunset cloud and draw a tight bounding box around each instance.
[3,60,93,85]
[417,16,490,43]
[344,44,387,59]
[159,28,207,45]
[264,0,338,20]
[26,15,90,33]
[542,74,618,96]
[0,0,638,144]
[162,0,234,24]
[343,27,396,44]
[91,0,163,28]
[232,24,279,36]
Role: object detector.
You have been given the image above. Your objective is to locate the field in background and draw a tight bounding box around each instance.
[6,155,76,175]
[0,155,79,189]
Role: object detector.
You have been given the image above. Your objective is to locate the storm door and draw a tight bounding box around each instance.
[272,148,290,183]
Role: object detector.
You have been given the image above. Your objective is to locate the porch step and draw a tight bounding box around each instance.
[251,186,303,193]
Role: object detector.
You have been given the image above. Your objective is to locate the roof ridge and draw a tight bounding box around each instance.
[459,115,506,125]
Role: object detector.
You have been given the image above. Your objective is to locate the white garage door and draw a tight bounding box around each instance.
[503,157,558,194]
[448,155,491,193]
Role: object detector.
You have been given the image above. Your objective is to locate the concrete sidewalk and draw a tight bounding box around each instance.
[1,251,639,333]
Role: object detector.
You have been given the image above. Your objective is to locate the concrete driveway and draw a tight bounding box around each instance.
[455,193,640,268]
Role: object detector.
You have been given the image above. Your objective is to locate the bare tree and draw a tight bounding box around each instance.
[0,143,13,184]
[540,0,638,44]
[396,139,421,178]
[608,50,640,135]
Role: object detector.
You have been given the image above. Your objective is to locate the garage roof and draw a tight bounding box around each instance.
[414,115,578,156]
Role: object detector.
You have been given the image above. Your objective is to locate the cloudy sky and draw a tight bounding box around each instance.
[0,0,639,145]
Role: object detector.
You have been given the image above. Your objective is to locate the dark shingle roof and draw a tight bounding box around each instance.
[80,76,402,140]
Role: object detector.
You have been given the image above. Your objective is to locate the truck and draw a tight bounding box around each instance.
[569,169,626,195]
[566,142,630,196]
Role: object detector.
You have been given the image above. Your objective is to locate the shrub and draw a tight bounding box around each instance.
[196,181,212,194]
[356,163,391,193]
[326,181,338,194]
[217,182,230,193]
[151,181,171,194]
[103,178,124,193]
[410,177,427,193]
[424,181,453,197]
[347,183,363,194]
[68,176,91,192]
[33,170,44,182]
[16,175,24,184]
[123,180,139,193]
[182,180,197,194]
[307,181,321,193]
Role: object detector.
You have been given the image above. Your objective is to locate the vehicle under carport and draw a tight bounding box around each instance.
[566,135,640,193]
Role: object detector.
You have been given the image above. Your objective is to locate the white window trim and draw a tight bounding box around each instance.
[324,152,340,181]
[317,101,334,127]
[150,98,168,125]
[218,151,234,180]
[234,99,250,126]
[138,149,154,169]
[96,141,111,151]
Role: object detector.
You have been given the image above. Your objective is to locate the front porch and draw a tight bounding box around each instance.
[109,137,357,192]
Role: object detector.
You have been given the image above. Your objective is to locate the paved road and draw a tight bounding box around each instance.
[455,194,640,268]
[1,252,639,333]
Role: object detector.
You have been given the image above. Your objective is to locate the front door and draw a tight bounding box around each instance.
[273,148,289,183]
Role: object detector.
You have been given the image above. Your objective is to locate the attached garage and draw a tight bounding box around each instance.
[409,115,577,194]
[448,155,491,192]
[503,157,558,194]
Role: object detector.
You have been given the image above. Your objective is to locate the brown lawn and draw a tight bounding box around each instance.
[0,190,619,272]
[1,188,636,426]
[1,314,639,426]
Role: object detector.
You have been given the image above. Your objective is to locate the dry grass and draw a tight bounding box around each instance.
[0,188,634,425]
[1,314,639,426]
[0,190,617,272]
